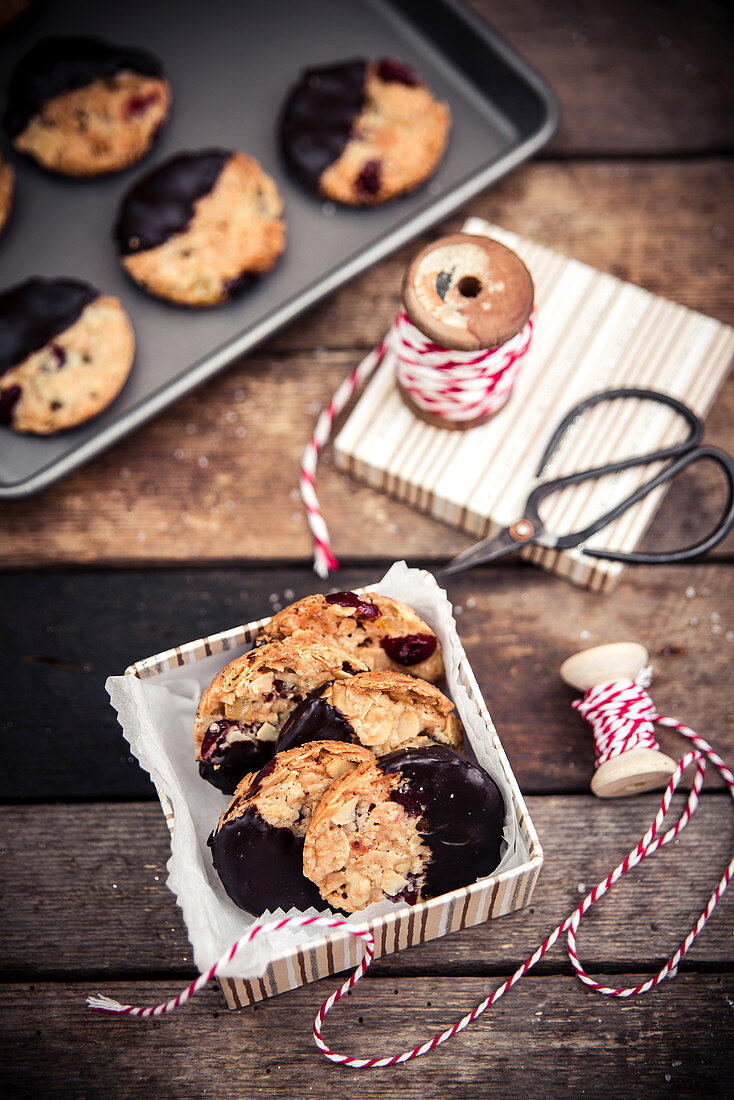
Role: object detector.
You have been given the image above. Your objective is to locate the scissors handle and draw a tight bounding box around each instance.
[535,387,703,479]
[579,445,734,563]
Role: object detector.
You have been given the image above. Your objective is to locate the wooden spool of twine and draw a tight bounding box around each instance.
[561,642,678,797]
[300,233,535,575]
[399,233,535,429]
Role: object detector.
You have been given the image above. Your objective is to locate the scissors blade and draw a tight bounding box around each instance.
[440,526,530,576]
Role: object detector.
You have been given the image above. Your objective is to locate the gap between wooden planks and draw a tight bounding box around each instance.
[0,973,731,1096]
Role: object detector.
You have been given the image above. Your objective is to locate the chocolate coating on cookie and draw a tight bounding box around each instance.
[275,670,462,759]
[194,637,368,793]
[210,804,325,913]
[381,745,504,898]
[4,36,164,139]
[210,741,373,914]
[198,719,272,795]
[0,278,97,374]
[275,690,359,757]
[115,150,229,255]
[279,59,367,192]
[0,279,134,433]
[280,57,449,206]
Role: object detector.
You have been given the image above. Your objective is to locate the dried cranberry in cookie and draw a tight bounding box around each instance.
[0,277,134,434]
[194,635,368,794]
[209,740,374,915]
[115,149,286,307]
[257,591,443,682]
[275,670,462,758]
[4,36,170,177]
[279,57,450,205]
[303,745,504,913]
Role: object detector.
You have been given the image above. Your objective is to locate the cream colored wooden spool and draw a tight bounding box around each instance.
[560,642,678,798]
[399,233,534,429]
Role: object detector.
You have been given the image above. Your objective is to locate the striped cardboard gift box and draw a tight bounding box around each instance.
[126,573,543,1007]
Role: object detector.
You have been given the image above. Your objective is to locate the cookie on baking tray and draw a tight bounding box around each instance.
[194,635,368,794]
[0,277,134,434]
[275,669,463,758]
[3,36,170,177]
[257,590,444,682]
[209,740,374,915]
[279,57,450,205]
[114,149,286,307]
[0,154,14,238]
[303,745,504,913]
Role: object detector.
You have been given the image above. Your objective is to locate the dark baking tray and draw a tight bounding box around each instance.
[0,0,557,499]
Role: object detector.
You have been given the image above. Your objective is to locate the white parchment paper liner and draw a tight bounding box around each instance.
[106,562,529,980]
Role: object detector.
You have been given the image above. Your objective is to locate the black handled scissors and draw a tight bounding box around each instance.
[442,388,734,576]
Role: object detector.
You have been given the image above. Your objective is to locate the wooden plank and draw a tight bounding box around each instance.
[469,0,734,156]
[1,796,731,978]
[1,562,731,800]
[0,160,732,568]
[0,973,730,1097]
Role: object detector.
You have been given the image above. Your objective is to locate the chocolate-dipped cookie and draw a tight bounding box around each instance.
[279,57,450,205]
[209,740,374,915]
[303,745,504,913]
[114,149,285,307]
[4,36,170,177]
[195,635,368,794]
[0,277,134,434]
[257,590,444,682]
[275,669,462,758]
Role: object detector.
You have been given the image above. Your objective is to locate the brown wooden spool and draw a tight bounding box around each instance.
[560,642,678,798]
[400,233,535,430]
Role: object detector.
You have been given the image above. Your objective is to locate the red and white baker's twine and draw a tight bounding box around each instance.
[300,309,535,577]
[573,668,659,767]
[89,675,734,1068]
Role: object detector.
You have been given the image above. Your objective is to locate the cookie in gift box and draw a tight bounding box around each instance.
[194,635,367,794]
[257,590,444,682]
[209,739,374,915]
[303,744,504,913]
[275,669,463,758]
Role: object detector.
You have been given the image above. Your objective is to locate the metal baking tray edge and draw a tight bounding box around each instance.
[0,0,558,499]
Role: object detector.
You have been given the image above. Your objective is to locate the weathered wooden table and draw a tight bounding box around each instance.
[1,2,732,1095]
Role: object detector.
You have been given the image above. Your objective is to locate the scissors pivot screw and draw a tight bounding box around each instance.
[509,519,534,542]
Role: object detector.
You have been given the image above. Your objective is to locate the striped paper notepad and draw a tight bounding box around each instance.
[334,218,734,591]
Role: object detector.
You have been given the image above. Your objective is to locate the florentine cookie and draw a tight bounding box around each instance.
[275,669,462,758]
[195,635,368,794]
[3,36,170,177]
[209,740,374,914]
[303,745,504,913]
[0,155,14,237]
[0,277,134,434]
[114,149,286,307]
[279,57,450,205]
[257,590,444,682]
